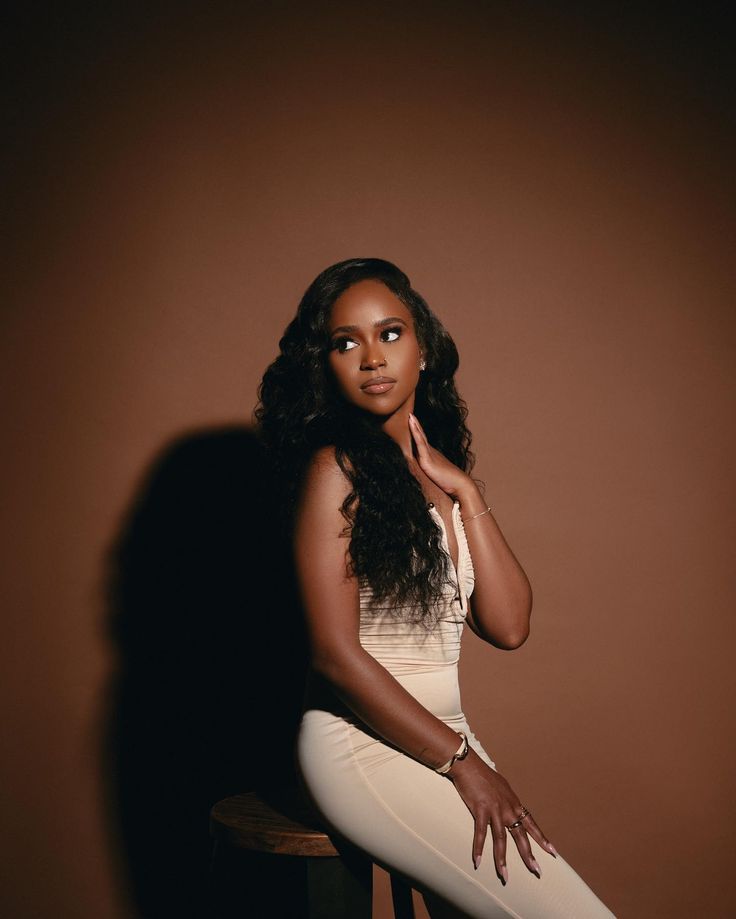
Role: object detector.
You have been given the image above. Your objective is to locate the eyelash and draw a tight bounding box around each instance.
[331,327,403,353]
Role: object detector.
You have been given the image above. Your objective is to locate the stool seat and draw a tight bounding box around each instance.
[209,789,416,919]
[210,789,336,856]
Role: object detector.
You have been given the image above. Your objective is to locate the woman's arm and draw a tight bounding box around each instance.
[292,445,464,770]
[292,445,556,879]
[455,481,533,649]
[408,413,532,649]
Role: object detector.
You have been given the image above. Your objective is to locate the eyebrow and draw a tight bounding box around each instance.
[329,316,409,336]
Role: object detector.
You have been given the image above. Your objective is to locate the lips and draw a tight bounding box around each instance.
[360,375,396,391]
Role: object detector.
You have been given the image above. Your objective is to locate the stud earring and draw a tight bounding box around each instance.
[419,358,426,371]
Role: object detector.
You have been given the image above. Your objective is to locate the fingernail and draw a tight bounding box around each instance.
[474,855,481,870]
[531,858,541,878]
[548,843,559,858]
[499,865,508,885]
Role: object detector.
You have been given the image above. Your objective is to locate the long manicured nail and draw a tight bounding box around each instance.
[531,858,541,877]
[474,855,481,870]
[547,843,559,858]
[499,865,508,885]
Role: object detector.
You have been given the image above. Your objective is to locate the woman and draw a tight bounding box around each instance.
[254,258,614,917]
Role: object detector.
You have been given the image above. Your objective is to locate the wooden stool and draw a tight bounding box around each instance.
[210,789,415,918]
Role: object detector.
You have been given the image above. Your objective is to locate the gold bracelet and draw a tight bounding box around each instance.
[434,731,469,775]
[462,505,492,523]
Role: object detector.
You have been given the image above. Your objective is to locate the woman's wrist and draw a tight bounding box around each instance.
[446,744,476,779]
[425,729,468,772]
[454,481,488,516]
[434,731,469,774]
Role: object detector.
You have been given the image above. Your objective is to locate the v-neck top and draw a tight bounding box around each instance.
[357,500,476,675]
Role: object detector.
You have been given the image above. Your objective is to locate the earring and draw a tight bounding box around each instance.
[419,358,426,371]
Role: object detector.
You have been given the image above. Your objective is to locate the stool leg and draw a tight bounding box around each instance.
[390,874,416,919]
[306,851,372,919]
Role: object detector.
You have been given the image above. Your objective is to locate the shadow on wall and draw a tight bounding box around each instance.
[101,426,309,918]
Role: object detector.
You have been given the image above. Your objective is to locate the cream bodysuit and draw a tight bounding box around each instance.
[297,501,614,917]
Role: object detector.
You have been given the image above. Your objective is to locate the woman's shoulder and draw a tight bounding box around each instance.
[298,446,354,512]
[307,445,355,479]
[309,444,339,468]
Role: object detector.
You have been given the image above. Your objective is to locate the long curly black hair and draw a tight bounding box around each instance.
[253,257,481,627]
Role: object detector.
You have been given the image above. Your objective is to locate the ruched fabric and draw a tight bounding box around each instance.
[297,501,614,917]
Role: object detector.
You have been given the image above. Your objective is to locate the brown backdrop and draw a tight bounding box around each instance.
[3,4,734,917]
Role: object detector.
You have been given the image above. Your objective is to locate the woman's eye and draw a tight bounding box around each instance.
[332,338,358,353]
[330,327,402,354]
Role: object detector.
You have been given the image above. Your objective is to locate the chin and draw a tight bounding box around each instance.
[363,405,397,418]
[362,395,412,417]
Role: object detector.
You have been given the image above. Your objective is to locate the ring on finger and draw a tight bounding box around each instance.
[506,806,531,830]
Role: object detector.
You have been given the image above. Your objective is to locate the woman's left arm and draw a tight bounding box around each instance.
[409,413,532,649]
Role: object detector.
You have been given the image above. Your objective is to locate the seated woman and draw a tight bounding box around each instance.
[254,257,614,918]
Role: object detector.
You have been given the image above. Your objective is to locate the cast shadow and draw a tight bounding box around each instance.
[102,424,308,918]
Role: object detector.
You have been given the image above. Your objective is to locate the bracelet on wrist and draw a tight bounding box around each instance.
[461,505,492,523]
[434,731,469,775]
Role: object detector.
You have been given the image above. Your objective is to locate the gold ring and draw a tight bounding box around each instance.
[506,807,530,830]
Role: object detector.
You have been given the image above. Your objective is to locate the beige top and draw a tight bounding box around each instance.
[357,500,475,675]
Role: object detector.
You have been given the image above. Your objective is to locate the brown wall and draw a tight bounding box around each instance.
[3,4,734,917]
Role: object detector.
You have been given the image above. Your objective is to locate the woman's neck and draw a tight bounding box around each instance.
[380,401,415,461]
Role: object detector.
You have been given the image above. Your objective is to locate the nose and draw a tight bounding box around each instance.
[360,347,386,370]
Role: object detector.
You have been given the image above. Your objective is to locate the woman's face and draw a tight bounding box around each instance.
[326,279,423,417]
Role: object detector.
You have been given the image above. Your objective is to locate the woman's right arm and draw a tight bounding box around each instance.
[293,446,463,769]
[292,446,557,879]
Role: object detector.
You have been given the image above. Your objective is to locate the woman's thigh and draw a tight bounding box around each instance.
[297,712,614,918]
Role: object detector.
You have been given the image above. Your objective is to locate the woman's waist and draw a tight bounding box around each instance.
[358,626,463,671]
[302,663,463,723]
[392,665,463,720]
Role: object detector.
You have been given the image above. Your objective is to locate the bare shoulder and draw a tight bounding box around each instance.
[309,443,342,471]
[302,445,352,492]
[295,446,355,537]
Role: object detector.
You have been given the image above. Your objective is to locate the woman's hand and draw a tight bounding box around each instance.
[447,749,558,883]
[408,412,473,498]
